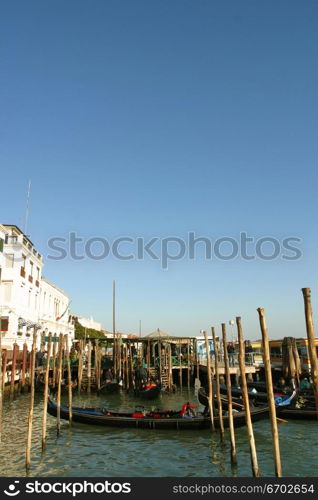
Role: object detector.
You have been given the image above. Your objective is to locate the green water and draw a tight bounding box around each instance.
[1,389,317,477]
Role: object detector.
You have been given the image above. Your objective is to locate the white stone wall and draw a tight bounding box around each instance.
[0,225,43,349]
[0,225,74,350]
[39,277,74,348]
[78,316,102,332]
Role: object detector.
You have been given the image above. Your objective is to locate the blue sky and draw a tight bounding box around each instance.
[1,0,318,339]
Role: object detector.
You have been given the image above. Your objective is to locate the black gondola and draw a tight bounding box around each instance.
[198,386,297,410]
[99,381,121,393]
[47,398,269,430]
[35,377,77,395]
[277,397,318,419]
[219,383,269,402]
[135,384,161,400]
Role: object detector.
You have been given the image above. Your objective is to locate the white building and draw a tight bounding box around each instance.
[0,224,74,349]
[39,277,74,348]
[77,316,102,332]
[0,224,8,279]
[0,224,9,334]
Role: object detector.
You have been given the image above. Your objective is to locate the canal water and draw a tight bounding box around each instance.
[1,388,317,477]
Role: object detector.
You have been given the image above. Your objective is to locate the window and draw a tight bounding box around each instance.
[36,267,40,280]
[270,346,282,357]
[5,235,18,244]
[0,316,9,331]
[22,254,26,268]
[2,281,13,302]
[28,289,31,307]
[30,261,34,276]
[5,253,14,268]
[0,238,4,252]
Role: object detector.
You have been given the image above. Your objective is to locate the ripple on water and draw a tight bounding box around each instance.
[1,390,317,476]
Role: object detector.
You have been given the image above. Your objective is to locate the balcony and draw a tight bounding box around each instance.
[28,275,33,283]
[20,267,26,278]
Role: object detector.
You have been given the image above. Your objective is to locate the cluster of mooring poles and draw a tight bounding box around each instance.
[201,287,318,477]
[1,287,318,475]
[25,332,74,471]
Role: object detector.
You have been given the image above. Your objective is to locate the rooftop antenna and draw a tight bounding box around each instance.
[113,280,116,339]
[23,180,32,235]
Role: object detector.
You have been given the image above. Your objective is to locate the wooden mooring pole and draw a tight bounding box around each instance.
[211,327,224,442]
[168,343,173,390]
[179,341,182,388]
[2,348,7,393]
[195,339,200,382]
[257,307,282,477]
[125,343,129,390]
[87,340,92,394]
[222,323,237,466]
[128,341,134,389]
[0,332,3,442]
[56,333,63,437]
[159,339,162,386]
[236,317,260,477]
[301,288,318,417]
[21,343,27,392]
[42,333,52,451]
[65,335,72,425]
[25,329,37,472]
[187,339,190,387]
[52,337,57,388]
[78,340,83,393]
[95,342,99,393]
[203,330,215,431]
[10,343,18,399]
[147,340,150,381]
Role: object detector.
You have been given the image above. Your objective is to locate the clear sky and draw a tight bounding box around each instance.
[1,0,318,339]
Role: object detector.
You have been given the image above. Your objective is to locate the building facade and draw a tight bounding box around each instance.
[0,224,8,333]
[0,225,74,349]
[39,277,74,348]
[77,316,102,332]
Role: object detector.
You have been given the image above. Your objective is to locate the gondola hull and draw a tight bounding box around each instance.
[136,385,161,400]
[198,387,296,412]
[99,382,121,393]
[278,407,318,420]
[47,399,269,430]
[35,379,76,395]
[219,384,268,402]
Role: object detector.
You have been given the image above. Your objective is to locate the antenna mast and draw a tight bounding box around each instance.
[113,280,116,338]
[23,180,32,235]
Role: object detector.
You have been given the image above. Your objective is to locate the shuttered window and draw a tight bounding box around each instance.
[0,316,9,331]
[3,281,13,302]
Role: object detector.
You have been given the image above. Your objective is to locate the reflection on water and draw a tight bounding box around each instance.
[1,388,317,477]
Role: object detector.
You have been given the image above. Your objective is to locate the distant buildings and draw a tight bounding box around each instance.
[0,224,74,349]
[77,315,102,332]
[39,277,73,346]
